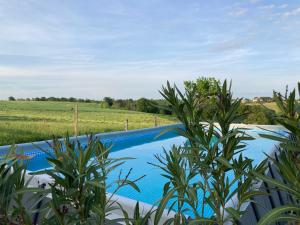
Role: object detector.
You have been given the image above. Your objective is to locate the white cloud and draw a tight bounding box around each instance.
[0,0,299,99]
[282,7,300,18]
[260,4,276,10]
[278,4,288,9]
[229,8,248,17]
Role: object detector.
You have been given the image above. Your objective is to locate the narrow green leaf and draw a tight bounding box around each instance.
[258,205,300,225]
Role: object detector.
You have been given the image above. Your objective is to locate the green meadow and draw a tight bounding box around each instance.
[0,101,177,146]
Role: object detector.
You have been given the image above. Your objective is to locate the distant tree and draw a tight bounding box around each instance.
[69,97,76,102]
[100,101,110,108]
[136,98,148,112]
[259,96,273,103]
[113,99,127,109]
[127,99,136,110]
[103,97,114,107]
[136,98,159,113]
[152,99,172,115]
[159,107,172,115]
[48,97,56,101]
[8,96,16,101]
[183,77,220,118]
[184,77,220,97]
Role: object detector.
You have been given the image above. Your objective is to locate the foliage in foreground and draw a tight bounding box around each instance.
[32,136,144,225]
[0,148,41,225]
[0,136,148,225]
[156,80,267,225]
[256,82,300,225]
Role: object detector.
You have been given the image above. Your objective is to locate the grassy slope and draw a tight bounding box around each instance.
[246,102,280,113]
[0,101,177,146]
[263,102,280,112]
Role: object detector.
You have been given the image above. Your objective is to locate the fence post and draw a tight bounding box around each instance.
[154,115,157,127]
[74,104,78,136]
[125,119,128,131]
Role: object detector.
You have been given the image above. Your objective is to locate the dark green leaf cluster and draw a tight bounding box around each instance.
[0,136,147,225]
[157,80,268,225]
[0,148,41,225]
[256,82,300,225]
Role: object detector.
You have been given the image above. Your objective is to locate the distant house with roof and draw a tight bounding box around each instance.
[252,97,273,103]
[241,98,251,103]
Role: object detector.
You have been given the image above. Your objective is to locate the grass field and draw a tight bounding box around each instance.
[262,102,280,113]
[246,102,280,113]
[0,101,177,146]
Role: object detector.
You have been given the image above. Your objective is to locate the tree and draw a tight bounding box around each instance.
[8,96,16,101]
[113,99,127,109]
[103,97,114,107]
[69,97,76,102]
[184,76,220,97]
[136,98,159,113]
[183,77,221,120]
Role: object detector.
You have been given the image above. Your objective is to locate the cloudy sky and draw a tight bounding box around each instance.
[0,0,299,99]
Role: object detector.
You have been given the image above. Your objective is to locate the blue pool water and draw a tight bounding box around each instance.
[108,131,279,215]
[22,127,281,217]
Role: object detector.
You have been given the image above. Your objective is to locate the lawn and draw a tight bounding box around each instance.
[0,101,177,146]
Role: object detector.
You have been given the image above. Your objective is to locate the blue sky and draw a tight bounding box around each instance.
[0,0,299,99]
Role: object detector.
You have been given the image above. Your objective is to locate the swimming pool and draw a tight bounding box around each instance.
[107,129,280,217]
[1,125,283,218]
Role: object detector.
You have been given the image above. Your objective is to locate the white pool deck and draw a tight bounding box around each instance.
[25,173,175,225]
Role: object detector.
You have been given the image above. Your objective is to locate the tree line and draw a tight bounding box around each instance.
[8,96,99,103]
[8,96,172,115]
[7,77,278,124]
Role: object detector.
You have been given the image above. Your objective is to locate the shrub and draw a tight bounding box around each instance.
[103,97,114,107]
[255,82,300,225]
[8,96,16,101]
[0,148,41,224]
[136,98,159,114]
[31,136,143,224]
[157,80,267,225]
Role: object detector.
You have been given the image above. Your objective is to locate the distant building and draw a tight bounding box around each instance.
[252,97,273,103]
[241,98,250,103]
[252,97,261,103]
[260,97,273,102]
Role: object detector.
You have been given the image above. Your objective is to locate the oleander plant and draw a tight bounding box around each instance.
[256,83,300,225]
[33,136,144,225]
[156,80,267,225]
[0,147,42,225]
[0,137,145,225]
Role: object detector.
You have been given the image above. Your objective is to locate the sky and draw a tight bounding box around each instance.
[0,0,299,100]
